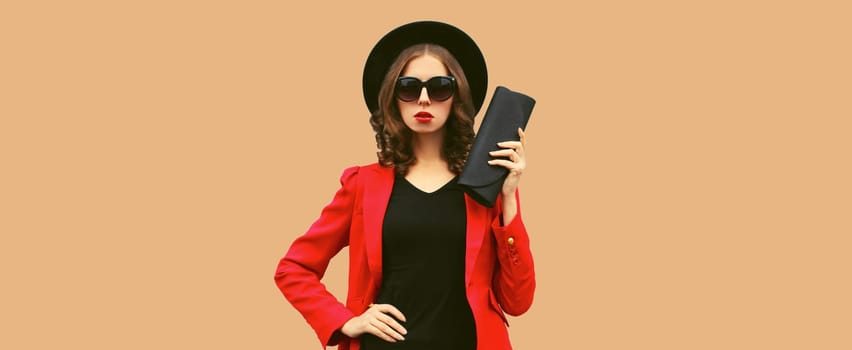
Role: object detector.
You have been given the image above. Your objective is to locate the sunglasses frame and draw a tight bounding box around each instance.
[395,76,457,102]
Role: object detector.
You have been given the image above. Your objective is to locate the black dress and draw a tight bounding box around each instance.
[360,174,476,350]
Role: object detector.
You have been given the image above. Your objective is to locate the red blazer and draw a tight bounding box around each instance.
[274,163,535,350]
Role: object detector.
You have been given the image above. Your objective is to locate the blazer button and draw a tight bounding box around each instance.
[507,237,515,245]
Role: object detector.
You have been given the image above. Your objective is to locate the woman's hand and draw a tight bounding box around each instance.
[488,128,527,196]
[488,128,527,224]
[340,303,407,342]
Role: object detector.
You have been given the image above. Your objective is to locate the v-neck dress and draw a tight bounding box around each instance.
[359,173,476,350]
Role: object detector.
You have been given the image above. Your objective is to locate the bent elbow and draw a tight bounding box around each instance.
[502,294,534,316]
[500,279,536,316]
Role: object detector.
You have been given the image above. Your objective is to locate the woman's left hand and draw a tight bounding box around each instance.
[488,128,527,196]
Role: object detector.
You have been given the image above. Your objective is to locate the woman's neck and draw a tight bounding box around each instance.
[411,130,448,174]
[406,131,455,190]
[411,131,445,166]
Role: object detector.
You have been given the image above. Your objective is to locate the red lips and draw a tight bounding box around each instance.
[414,111,433,123]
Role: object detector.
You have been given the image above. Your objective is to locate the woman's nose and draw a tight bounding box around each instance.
[417,87,431,105]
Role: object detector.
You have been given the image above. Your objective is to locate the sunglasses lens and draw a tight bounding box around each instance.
[427,77,455,101]
[396,78,421,102]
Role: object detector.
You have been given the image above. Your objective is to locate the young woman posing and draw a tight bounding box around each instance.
[275,21,535,350]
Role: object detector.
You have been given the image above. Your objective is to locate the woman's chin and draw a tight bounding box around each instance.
[409,126,444,135]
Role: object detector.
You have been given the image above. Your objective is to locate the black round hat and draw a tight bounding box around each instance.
[362,21,488,115]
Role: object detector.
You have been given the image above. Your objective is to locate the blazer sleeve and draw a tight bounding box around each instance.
[274,166,360,347]
[490,188,536,316]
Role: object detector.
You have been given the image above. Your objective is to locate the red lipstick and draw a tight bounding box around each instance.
[414,111,433,123]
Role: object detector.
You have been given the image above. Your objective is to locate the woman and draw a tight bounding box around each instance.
[274,21,535,350]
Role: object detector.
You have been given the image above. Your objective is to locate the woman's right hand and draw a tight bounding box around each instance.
[340,303,408,342]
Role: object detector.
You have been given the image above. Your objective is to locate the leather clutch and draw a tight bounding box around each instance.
[458,86,536,207]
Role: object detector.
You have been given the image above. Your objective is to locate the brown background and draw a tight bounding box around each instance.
[2,0,850,349]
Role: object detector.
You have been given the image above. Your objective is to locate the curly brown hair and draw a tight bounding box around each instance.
[369,44,476,176]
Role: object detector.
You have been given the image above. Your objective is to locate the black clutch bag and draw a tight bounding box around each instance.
[458,86,536,207]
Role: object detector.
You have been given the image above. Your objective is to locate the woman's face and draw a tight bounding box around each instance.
[396,54,454,135]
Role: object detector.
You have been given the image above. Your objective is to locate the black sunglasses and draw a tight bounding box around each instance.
[395,76,456,102]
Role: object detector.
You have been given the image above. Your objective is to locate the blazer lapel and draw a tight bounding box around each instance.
[464,195,487,289]
[363,165,394,290]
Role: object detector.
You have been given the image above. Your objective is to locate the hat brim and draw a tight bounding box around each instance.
[362,21,487,116]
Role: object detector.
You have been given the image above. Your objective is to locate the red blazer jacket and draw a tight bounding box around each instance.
[274,163,535,350]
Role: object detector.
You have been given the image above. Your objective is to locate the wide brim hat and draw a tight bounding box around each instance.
[362,20,488,115]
